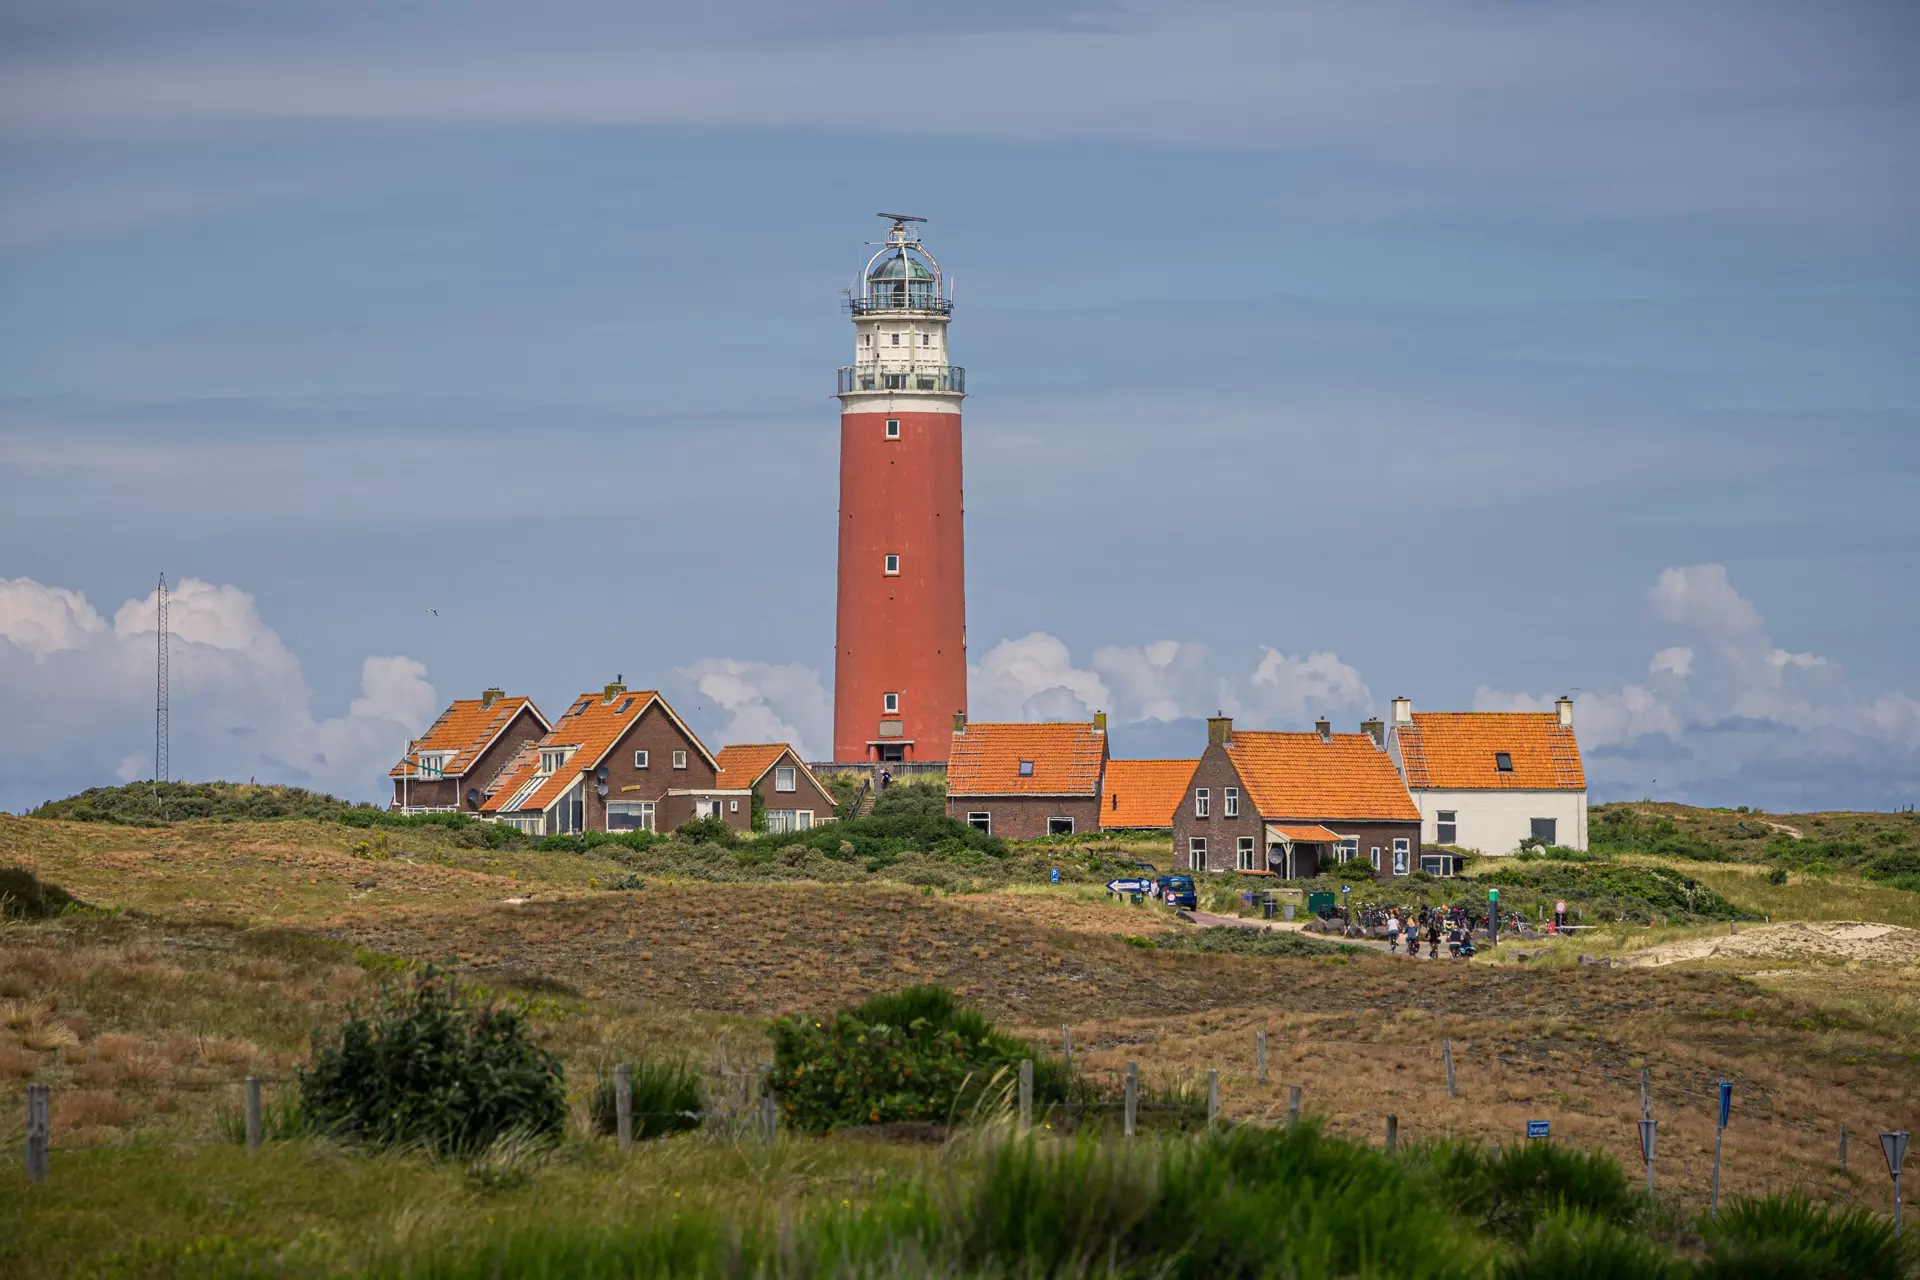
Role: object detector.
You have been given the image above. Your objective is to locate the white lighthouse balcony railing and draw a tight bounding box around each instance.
[838,365,966,395]
[848,293,953,317]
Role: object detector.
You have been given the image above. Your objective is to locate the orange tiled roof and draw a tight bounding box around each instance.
[1397,712,1586,791]
[715,743,828,798]
[484,688,711,815]
[1099,758,1197,828]
[947,721,1107,796]
[1225,731,1420,823]
[390,695,544,779]
[1266,823,1343,842]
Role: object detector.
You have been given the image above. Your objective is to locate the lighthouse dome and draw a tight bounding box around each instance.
[868,250,934,283]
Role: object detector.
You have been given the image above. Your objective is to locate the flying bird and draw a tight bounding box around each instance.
[425,608,438,616]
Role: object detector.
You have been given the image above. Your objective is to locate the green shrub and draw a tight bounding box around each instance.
[587,1057,703,1140]
[758,807,1007,862]
[1498,1210,1683,1280]
[1766,864,1789,885]
[298,966,566,1154]
[868,777,949,820]
[770,984,1074,1131]
[1415,1137,1636,1239]
[0,867,89,919]
[1698,1192,1910,1279]
[672,816,737,847]
[1475,863,1758,923]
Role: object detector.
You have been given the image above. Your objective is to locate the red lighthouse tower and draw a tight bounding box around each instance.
[833,214,968,764]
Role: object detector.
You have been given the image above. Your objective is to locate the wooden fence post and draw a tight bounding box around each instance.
[1840,1124,1849,1173]
[1256,1030,1267,1084]
[25,1084,49,1184]
[1019,1059,1034,1133]
[1287,1085,1302,1129]
[1207,1070,1220,1124]
[244,1077,262,1154]
[1124,1062,1138,1139]
[615,1063,633,1154]
[1386,1114,1398,1154]
[1442,1039,1456,1099]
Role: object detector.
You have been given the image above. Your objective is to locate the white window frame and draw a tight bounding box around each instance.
[606,800,655,833]
[883,692,900,714]
[1337,837,1358,863]
[1435,809,1456,844]
[1236,836,1256,871]
[1188,836,1208,871]
[672,750,688,770]
[730,799,739,812]
[1224,786,1239,818]
[633,750,649,769]
[1370,846,1381,870]
[1194,788,1210,818]
[1047,816,1074,836]
[967,811,991,834]
[884,418,900,439]
[797,811,813,830]
[1531,817,1557,845]
[774,766,797,793]
[884,554,900,576]
[1392,838,1410,875]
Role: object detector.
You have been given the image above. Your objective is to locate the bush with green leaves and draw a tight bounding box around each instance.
[587,1057,703,1140]
[770,985,1075,1131]
[1698,1192,1911,1279]
[1413,1137,1636,1240]
[1476,863,1758,923]
[298,966,566,1154]
[1498,1210,1685,1280]
[756,805,1007,864]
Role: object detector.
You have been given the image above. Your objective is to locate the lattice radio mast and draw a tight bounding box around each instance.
[155,573,169,783]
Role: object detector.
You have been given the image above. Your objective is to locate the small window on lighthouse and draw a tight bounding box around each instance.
[921,333,930,346]
[883,554,900,576]
[890,333,900,346]
[883,692,900,714]
[885,419,900,439]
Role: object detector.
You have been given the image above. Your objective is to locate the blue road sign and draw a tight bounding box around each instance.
[1526,1120,1551,1140]
[1050,868,1060,884]
[1106,879,1152,895]
[1718,1082,1733,1129]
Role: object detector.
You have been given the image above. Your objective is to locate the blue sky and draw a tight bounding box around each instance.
[2,1,1916,812]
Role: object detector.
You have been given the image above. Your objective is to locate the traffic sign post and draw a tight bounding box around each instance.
[1105,878,1152,896]
[1884,1131,1910,1237]
[1487,888,1499,947]
[1711,1082,1733,1220]
[1639,1118,1658,1199]
[1526,1120,1550,1141]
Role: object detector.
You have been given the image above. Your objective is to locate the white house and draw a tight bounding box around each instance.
[1383,696,1588,855]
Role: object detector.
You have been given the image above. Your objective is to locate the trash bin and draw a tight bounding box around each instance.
[1261,895,1276,919]
[1282,901,1295,922]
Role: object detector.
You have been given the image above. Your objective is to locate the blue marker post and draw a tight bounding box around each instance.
[1050,867,1059,884]
[1711,1082,1733,1219]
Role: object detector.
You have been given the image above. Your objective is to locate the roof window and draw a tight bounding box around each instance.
[1018,760,1035,777]
[1494,752,1514,772]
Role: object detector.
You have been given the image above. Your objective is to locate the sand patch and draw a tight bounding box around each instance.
[1617,920,1920,969]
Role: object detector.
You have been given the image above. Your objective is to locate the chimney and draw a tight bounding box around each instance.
[952,710,967,733]
[1207,713,1233,748]
[481,687,504,709]
[1315,717,1332,743]
[1556,695,1574,728]
[1093,711,1107,733]
[1361,717,1385,749]
[1391,696,1412,725]
[604,676,626,702]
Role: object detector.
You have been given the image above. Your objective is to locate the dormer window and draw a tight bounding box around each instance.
[1494,752,1514,772]
[1018,760,1034,777]
[539,748,572,775]
[416,752,450,778]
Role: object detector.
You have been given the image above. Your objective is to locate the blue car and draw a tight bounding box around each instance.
[1155,875,1197,910]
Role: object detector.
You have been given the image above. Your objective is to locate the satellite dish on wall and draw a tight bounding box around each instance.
[596,765,609,782]
[466,787,480,806]
[597,782,609,798]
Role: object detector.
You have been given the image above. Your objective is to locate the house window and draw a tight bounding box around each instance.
[1531,817,1557,846]
[1224,786,1239,818]
[1494,752,1514,772]
[1236,836,1256,871]
[415,752,449,778]
[1436,810,1456,844]
[729,799,739,812]
[672,750,688,769]
[1048,817,1074,836]
[606,801,655,832]
[1018,760,1035,777]
[890,332,900,345]
[633,750,649,769]
[774,766,796,792]
[883,692,900,714]
[1370,846,1381,870]
[1188,837,1208,871]
[555,784,585,835]
[1194,788,1210,818]
[797,811,813,830]
[1337,837,1358,863]
[539,749,569,775]
[885,419,900,439]
[884,554,900,575]
[1421,855,1451,876]
[766,809,797,834]
[968,812,991,834]
[1392,838,1410,875]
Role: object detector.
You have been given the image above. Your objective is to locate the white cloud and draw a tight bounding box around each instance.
[0,576,434,811]
[970,633,1114,722]
[674,657,831,760]
[1479,564,1920,807]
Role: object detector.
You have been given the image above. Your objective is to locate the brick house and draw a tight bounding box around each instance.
[946,713,1109,839]
[481,680,750,837]
[1385,696,1588,856]
[1099,758,1198,831]
[389,688,550,814]
[716,744,839,833]
[1172,716,1423,879]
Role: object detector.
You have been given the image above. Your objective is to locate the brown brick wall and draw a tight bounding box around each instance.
[582,701,749,835]
[947,795,1102,840]
[755,751,838,825]
[389,704,548,811]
